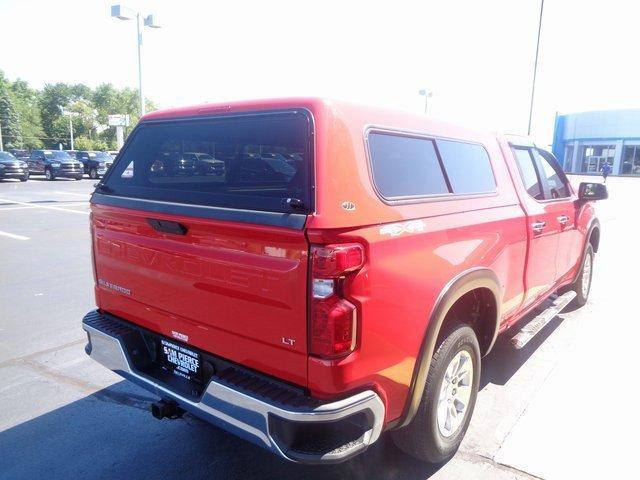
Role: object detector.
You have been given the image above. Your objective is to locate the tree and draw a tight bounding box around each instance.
[74,136,108,151]
[10,79,45,149]
[0,71,157,150]
[93,83,154,148]
[39,83,72,147]
[0,88,22,149]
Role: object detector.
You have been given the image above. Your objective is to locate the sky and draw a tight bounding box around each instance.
[2,0,640,146]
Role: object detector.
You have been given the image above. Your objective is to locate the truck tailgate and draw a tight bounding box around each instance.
[92,203,309,386]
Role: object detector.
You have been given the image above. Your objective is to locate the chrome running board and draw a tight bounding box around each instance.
[511,291,577,349]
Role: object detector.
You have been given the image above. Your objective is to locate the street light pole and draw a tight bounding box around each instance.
[136,12,144,116]
[68,114,74,150]
[418,89,433,114]
[111,5,160,118]
[527,0,545,136]
[0,121,3,151]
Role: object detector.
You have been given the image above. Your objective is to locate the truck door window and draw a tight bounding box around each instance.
[535,149,571,199]
[513,147,544,200]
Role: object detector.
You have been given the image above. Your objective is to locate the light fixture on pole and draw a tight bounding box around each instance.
[111,5,161,117]
[418,89,433,114]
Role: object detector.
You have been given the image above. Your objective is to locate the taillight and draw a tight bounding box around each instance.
[310,244,364,359]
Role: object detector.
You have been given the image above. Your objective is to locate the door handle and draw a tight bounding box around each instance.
[147,218,188,235]
[557,215,569,225]
[531,221,546,233]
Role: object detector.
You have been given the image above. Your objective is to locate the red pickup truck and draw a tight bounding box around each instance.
[82,98,607,464]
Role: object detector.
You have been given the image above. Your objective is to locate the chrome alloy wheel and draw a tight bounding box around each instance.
[437,350,473,438]
[582,253,592,298]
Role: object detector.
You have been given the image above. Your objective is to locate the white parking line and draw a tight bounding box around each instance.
[0,230,30,240]
[0,203,87,212]
[53,191,91,197]
[0,198,89,215]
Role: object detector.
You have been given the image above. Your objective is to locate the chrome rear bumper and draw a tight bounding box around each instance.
[82,311,385,464]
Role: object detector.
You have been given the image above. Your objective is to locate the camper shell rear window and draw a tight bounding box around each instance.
[101,111,313,214]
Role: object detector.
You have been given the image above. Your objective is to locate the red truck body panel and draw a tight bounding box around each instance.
[91,97,596,426]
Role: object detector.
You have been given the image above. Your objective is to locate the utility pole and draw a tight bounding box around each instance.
[0,121,3,151]
[527,0,545,136]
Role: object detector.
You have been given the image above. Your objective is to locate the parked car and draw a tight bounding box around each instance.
[7,149,30,160]
[28,150,84,180]
[0,151,29,181]
[75,151,114,179]
[184,152,225,176]
[82,99,606,465]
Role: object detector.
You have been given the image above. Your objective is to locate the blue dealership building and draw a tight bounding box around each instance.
[552,108,640,176]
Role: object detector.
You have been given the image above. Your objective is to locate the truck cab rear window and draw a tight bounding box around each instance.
[101,113,311,214]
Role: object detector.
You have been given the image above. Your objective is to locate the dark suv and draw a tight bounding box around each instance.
[28,150,84,180]
[0,151,29,181]
[75,151,114,179]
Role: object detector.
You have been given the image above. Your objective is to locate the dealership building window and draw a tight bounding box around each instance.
[621,145,640,175]
[580,145,615,173]
[563,144,574,170]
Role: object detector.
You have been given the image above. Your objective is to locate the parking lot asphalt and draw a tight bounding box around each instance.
[0,175,637,479]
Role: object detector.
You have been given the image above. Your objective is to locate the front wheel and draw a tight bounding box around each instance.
[89,167,98,179]
[20,172,29,182]
[44,168,54,181]
[391,324,480,463]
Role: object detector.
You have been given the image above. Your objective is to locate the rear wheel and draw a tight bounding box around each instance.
[391,324,480,463]
[44,168,54,181]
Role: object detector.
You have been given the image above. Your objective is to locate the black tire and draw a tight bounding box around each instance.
[20,173,29,182]
[45,168,55,181]
[89,167,98,179]
[75,176,83,181]
[391,324,480,463]
[562,244,594,308]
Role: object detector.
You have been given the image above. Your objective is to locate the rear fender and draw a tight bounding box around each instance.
[394,267,502,429]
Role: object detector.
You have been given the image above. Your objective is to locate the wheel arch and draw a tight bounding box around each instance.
[570,217,600,285]
[393,267,502,429]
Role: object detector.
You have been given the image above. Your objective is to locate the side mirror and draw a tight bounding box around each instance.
[578,182,608,201]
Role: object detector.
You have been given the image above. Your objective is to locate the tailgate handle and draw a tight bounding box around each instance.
[147,218,188,235]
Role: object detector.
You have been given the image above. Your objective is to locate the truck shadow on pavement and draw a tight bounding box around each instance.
[480,314,564,388]
[0,316,565,480]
